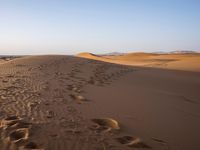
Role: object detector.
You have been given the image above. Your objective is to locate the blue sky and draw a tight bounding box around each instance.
[0,0,200,55]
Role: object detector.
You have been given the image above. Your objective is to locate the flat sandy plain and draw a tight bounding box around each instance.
[0,54,200,150]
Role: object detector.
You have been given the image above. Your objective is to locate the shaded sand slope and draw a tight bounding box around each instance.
[0,55,200,150]
[77,52,200,72]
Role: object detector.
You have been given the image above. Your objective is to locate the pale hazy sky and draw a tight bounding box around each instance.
[0,0,200,55]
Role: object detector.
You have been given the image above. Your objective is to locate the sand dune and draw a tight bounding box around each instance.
[77,52,200,72]
[0,55,200,150]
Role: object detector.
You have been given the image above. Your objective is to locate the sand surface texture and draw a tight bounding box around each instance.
[0,55,200,150]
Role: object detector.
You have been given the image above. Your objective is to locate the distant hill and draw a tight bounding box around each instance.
[169,50,198,54]
[0,55,22,61]
[101,52,125,56]
[154,50,198,54]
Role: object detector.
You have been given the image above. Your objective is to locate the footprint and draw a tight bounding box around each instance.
[116,136,151,149]
[91,118,120,132]
[9,128,29,143]
[0,116,21,128]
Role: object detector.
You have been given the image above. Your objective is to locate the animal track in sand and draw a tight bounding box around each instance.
[91,118,120,132]
[116,136,151,149]
[9,128,29,143]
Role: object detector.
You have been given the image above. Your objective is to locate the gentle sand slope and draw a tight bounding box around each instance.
[0,55,200,150]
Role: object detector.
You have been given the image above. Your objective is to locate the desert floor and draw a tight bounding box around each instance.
[0,55,200,150]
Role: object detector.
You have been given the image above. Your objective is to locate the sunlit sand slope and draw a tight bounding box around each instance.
[77,52,200,72]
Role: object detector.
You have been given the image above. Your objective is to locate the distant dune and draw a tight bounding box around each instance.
[77,52,200,72]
